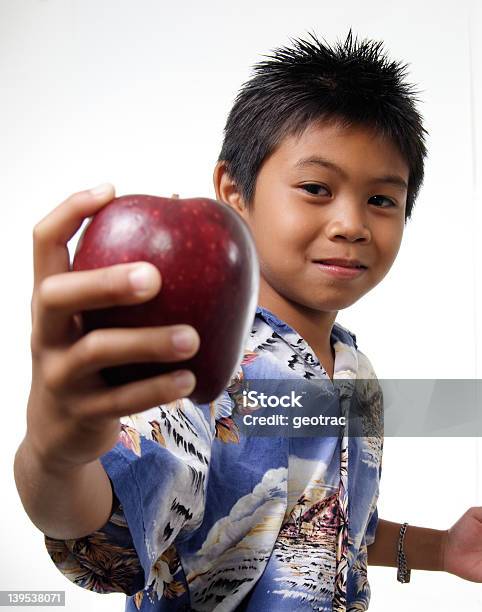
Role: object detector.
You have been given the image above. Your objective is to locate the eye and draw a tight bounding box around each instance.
[369,195,397,208]
[300,183,330,196]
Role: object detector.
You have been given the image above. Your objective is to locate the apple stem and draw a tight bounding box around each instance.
[171,193,180,199]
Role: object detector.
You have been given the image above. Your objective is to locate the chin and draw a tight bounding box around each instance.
[317,300,357,312]
[306,291,365,312]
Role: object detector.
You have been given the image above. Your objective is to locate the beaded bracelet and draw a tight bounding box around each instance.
[397,522,411,583]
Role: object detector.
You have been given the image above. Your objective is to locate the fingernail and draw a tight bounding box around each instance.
[90,182,113,197]
[172,327,197,353]
[128,264,158,293]
[172,370,196,391]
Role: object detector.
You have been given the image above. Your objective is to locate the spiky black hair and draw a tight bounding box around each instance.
[218,30,428,221]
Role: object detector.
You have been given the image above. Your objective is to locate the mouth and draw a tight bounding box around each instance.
[312,259,368,279]
[312,258,368,269]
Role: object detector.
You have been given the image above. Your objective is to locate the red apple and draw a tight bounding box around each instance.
[72,194,259,403]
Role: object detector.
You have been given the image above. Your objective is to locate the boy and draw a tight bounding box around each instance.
[14,30,482,611]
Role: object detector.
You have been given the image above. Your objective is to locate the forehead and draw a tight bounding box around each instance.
[267,120,410,184]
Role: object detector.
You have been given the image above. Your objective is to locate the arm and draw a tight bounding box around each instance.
[368,510,482,582]
[367,518,446,571]
[14,185,204,599]
[14,438,113,540]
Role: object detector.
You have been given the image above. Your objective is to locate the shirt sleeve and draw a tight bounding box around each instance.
[353,349,384,548]
[44,397,215,600]
[364,451,383,547]
[44,486,144,595]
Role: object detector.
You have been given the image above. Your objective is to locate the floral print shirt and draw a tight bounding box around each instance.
[45,305,383,611]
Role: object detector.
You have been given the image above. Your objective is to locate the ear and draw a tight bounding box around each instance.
[213,161,249,219]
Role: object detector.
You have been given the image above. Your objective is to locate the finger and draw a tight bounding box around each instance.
[32,183,115,287]
[76,369,197,420]
[45,325,200,388]
[34,262,161,347]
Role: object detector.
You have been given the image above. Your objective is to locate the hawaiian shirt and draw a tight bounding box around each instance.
[45,305,383,611]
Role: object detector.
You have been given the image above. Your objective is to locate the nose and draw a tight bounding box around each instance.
[325,200,371,243]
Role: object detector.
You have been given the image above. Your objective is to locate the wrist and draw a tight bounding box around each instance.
[405,524,448,572]
[21,434,88,477]
[439,528,450,573]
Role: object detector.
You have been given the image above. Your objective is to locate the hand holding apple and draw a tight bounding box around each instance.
[25,185,208,474]
[18,185,223,540]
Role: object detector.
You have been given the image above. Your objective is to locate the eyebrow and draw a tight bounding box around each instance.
[294,155,408,191]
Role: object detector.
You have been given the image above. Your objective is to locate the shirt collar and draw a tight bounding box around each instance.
[254,305,359,379]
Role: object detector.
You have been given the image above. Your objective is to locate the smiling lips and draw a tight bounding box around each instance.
[313,258,368,279]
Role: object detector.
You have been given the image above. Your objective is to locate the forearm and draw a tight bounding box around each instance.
[14,436,114,540]
[367,518,448,571]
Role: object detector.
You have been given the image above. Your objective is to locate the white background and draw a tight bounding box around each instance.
[2,0,481,610]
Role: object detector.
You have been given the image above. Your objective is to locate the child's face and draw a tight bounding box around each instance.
[216,120,409,315]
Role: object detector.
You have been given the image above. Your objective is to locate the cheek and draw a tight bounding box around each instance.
[378,229,404,272]
[251,216,304,262]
